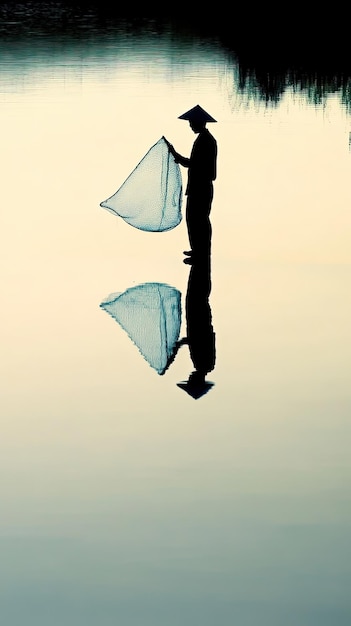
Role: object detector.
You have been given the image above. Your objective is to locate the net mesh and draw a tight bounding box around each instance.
[100,137,182,232]
[100,282,182,374]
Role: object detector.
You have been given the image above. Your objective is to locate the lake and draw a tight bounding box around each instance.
[1,9,351,626]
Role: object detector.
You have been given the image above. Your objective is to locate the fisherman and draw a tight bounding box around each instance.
[165,105,217,263]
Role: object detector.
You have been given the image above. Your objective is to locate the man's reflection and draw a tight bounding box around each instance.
[177,255,216,399]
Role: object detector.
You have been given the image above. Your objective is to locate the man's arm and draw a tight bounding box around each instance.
[164,137,190,168]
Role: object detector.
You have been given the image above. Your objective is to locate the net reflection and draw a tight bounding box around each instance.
[100,282,182,375]
[99,256,215,398]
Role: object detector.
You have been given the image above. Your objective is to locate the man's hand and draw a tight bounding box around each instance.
[164,137,177,158]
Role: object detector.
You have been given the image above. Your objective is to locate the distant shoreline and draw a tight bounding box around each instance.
[0,4,349,62]
[1,4,350,110]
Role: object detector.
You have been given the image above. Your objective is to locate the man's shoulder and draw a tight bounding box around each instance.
[198,129,217,146]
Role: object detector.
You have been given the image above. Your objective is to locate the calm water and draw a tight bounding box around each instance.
[1,13,351,626]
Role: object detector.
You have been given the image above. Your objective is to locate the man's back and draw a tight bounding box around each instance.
[186,128,217,195]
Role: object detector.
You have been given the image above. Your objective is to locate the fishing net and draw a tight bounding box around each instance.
[100,282,182,375]
[100,137,183,232]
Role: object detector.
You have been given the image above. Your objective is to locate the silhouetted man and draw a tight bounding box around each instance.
[166,105,217,263]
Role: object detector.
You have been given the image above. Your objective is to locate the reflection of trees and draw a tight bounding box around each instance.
[201,13,351,111]
[225,45,351,111]
[2,5,351,111]
[232,62,351,112]
[170,11,351,112]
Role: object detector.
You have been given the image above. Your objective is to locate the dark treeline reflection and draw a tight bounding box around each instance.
[170,9,351,111]
[1,3,351,109]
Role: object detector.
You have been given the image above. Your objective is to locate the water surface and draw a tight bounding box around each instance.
[1,12,351,626]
